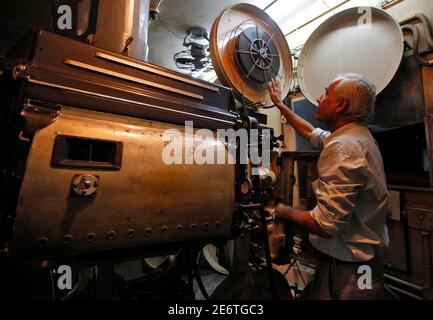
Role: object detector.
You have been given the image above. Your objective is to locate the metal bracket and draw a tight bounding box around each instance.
[20,100,60,139]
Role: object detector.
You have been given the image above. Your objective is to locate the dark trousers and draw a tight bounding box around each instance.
[303,251,385,300]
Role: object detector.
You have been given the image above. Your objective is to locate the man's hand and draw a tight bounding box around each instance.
[273,203,332,239]
[268,78,283,107]
[264,200,277,222]
[267,78,315,141]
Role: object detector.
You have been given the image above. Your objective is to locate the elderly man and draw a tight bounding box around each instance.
[267,74,389,300]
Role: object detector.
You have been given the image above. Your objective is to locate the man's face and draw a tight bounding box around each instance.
[315,79,342,123]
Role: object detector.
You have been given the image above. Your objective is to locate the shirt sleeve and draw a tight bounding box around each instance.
[310,128,331,150]
[311,150,368,236]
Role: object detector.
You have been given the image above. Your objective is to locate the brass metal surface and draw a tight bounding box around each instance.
[13,106,235,260]
[94,0,150,61]
[27,78,234,126]
[94,51,219,93]
[64,59,204,100]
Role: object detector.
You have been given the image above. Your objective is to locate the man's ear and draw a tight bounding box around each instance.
[336,97,349,113]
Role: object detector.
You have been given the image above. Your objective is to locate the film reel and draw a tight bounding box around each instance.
[210,3,293,107]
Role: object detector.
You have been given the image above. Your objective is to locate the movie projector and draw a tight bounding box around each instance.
[0,4,293,299]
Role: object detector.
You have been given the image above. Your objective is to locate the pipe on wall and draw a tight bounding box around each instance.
[94,0,150,61]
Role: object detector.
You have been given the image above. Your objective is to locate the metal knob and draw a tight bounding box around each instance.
[72,174,99,197]
[272,143,280,149]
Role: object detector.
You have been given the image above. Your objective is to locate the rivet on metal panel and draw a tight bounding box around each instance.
[12,64,26,80]
[86,233,96,242]
[144,228,152,237]
[63,234,73,244]
[0,245,10,257]
[107,231,117,240]
[161,226,168,235]
[127,229,136,238]
[37,237,48,247]
[176,225,183,233]
[190,224,197,231]
[417,214,425,221]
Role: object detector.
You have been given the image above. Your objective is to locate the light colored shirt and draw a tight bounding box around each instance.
[309,122,389,262]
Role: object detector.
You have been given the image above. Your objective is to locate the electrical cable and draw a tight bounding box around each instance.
[192,246,210,300]
[264,0,278,11]
[158,16,184,40]
[259,206,278,300]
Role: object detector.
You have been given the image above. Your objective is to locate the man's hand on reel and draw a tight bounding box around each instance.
[267,78,283,108]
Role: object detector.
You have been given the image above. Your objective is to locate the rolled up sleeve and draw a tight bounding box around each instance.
[310,128,331,150]
[311,151,367,236]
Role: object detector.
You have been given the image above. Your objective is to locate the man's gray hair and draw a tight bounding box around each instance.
[335,73,376,122]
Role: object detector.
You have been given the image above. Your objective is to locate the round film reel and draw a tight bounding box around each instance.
[210,4,292,107]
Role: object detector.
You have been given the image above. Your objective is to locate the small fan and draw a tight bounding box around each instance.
[174,27,213,72]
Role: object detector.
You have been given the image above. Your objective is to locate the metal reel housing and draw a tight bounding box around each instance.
[210,4,292,107]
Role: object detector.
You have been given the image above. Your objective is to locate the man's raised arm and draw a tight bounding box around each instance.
[268,78,315,141]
